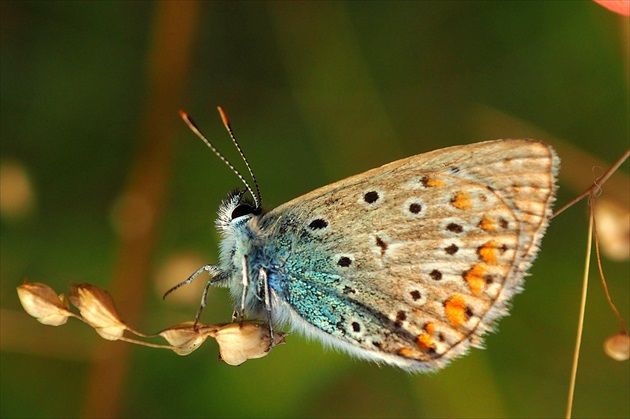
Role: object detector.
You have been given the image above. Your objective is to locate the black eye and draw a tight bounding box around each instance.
[231,204,255,220]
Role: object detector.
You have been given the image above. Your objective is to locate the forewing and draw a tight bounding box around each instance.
[258,139,559,370]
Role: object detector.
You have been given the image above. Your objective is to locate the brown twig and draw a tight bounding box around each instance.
[591,197,628,335]
[565,199,594,419]
[553,148,630,219]
[80,3,200,418]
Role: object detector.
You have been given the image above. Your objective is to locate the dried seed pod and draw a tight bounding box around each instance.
[214,322,286,366]
[159,322,215,355]
[17,281,72,326]
[68,283,127,340]
[604,333,630,361]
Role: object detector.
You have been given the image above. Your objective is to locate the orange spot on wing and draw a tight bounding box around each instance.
[425,177,445,187]
[464,264,486,295]
[451,192,472,210]
[417,333,434,352]
[444,295,467,328]
[417,322,437,352]
[479,240,499,264]
[479,216,495,232]
[397,348,414,357]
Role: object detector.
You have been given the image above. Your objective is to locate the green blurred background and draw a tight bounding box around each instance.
[1,1,628,418]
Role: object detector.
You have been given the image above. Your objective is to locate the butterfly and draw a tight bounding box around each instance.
[167,107,559,372]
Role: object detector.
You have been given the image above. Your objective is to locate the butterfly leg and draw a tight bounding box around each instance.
[233,255,250,322]
[193,270,226,329]
[259,267,275,345]
[162,264,224,329]
[163,264,222,298]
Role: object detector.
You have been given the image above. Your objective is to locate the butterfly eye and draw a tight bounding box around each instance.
[231,204,255,220]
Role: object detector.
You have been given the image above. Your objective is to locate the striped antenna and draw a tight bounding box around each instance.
[179,109,261,209]
[216,106,262,208]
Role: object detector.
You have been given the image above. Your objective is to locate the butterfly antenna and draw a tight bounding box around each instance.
[216,106,262,208]
[179,110,260,208]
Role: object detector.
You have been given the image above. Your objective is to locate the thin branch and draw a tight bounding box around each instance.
[591,198,628,335]
[553,148,630,219]
[565,199,594,419]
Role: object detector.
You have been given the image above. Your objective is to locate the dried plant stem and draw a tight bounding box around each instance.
[124,327,158,339]
[553,148,630,219]
[591,198,628,335]
[118,337,174,350]
[566,203,593,419]
[560,147,629,418]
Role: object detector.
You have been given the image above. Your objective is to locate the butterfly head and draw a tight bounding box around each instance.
[216,189,262,232]
[215,189,264,301]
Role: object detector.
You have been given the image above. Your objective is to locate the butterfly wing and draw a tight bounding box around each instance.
[257,139,559,371]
